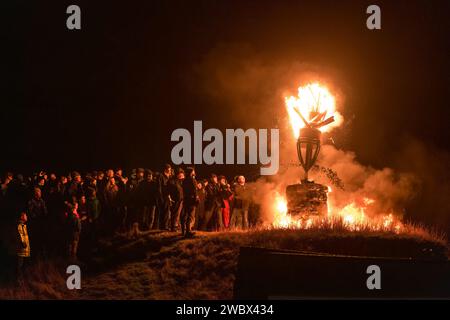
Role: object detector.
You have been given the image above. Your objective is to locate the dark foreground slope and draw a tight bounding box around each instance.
[0,227,447,299]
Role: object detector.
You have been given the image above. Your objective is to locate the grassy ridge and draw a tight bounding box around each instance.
[0,227,447,299]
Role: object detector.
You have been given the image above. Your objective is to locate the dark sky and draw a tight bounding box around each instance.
[2,0,449,176]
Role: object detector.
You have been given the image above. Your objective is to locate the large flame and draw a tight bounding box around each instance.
[272,192,403,233]
[273,83,403,233]
[286,83,343,138]
[279,83,403,232]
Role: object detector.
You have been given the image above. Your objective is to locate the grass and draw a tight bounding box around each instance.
[0,225,447,300]
[0,258,79,299]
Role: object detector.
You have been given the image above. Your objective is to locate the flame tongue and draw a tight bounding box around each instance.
[279,83,403,233]
[273,193,403,233]
[286,83,343,138]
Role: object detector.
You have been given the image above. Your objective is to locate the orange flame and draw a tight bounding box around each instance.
[273,193,290,228]
[273,193,403,233]
[279,83,402,233]
[285,83,343,138]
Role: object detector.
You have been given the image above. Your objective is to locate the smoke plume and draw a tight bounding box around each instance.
[190,42,449,230]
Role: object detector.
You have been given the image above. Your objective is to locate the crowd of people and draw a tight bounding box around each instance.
[0,165,260,281]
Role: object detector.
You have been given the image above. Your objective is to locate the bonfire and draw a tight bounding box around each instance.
[273,83,403,233]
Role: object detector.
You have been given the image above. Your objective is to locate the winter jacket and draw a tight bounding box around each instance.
[219,184,233,208]
[27,197,48,219]
[157,173,171,202]
[169,178,184,202]
[182,176,198,208]
[232,183,250,211]
[17,222,30,257]
[205,182,221,210]
[87,197,101,221]
[104,184,119,207]
[67,181,83,199]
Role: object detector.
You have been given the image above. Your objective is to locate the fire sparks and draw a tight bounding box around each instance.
[272,193,403,233]
[285,83,343,138]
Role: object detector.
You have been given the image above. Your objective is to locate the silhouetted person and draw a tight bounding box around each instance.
[230,175,250,229]
[67,172,83,200]
[27,187,48,258]
[218,176,233,229]
[114,169,128,233]
[96,171,107,205]
[195,180,206,230]
[137,170,158,232]
[104,177,119,234]
[125,168,140,235]
[157,164,173,230]
[203,174,222,231]
[16,212,30,284]
[1,172,13,197]
[86,188,101,247]
[65,202,81,260]
[181,167,199,238]
[169,168,184,232]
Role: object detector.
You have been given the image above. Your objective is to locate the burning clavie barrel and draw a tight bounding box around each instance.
[285,83,341,218]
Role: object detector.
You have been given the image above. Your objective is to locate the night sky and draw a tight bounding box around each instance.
[3,0,450,176]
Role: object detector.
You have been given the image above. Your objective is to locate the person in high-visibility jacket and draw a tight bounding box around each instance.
[17,212,30,282]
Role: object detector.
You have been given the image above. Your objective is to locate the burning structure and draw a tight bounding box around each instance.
[272,83,404,233]
[284,83,339,219]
